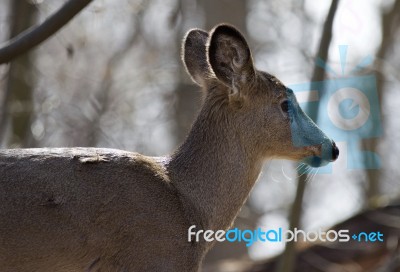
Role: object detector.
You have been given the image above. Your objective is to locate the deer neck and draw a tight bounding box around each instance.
[167,93,264,231]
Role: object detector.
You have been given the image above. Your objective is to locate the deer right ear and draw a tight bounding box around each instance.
[182,29,210,86]
[207,24,255,93]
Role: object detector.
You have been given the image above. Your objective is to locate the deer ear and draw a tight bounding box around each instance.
[207,24,255,92]
[182,29,210,86]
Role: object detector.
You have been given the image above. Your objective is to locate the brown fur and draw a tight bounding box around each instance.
[0,24,336,271]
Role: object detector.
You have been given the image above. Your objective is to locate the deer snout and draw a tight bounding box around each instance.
[319,140,339,164]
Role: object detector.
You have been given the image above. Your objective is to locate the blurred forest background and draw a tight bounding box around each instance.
[0,0,400,271]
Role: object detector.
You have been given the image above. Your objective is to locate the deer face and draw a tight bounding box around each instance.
[182,24,338,167]
[251,72,339,167]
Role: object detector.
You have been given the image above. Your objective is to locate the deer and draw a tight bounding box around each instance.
[0,24,339,272]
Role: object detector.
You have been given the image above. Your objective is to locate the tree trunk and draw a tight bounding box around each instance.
[363,0,400,206]
[0,0,37,147]
[276,1,340,271]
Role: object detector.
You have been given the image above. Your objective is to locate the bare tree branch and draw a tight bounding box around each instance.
[0,0,94,65]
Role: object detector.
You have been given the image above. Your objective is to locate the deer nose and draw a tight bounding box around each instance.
[331,141,339,161]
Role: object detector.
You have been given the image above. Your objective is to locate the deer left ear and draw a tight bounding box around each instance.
[207,24,255,93]
[182,28,210,86]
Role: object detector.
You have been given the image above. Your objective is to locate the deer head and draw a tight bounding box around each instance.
[182,24,339,168]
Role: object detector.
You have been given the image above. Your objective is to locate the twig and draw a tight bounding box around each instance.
[0,0,94,65]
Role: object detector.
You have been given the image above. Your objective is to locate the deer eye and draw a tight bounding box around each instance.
[281,100,289,113]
